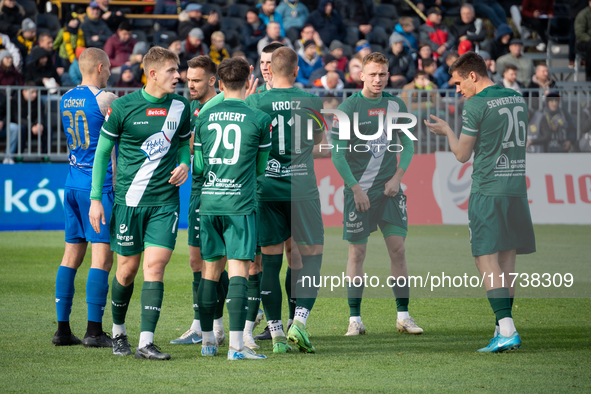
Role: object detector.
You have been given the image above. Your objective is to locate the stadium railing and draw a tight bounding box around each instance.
[1,86,589,162]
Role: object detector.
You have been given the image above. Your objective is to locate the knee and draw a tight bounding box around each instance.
[388,242,406,261]
[349,246,367,264]
[189,255,202,272]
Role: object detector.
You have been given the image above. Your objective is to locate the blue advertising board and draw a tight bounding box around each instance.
[0,164,191,231]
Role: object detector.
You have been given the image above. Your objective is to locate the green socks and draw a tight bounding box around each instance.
[393,282,409,312]
[140,281,164,333]
[285,267,300,320]
[193,271,201,320]
[198,279,218,332]
[347,282,364,317]
[296,254,322,311]
[214,270,229,320]
[260,254,283,321]
[111,277,134,325]
[488,287,512,322]
[246,273,261,322]
[227,276,248,331]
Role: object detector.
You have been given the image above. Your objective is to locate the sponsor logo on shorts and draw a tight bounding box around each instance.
[399,195,408,221]
[117,234,134,242]
[349,211,357,222]
[147,109,167,116]
[120,224,128,233]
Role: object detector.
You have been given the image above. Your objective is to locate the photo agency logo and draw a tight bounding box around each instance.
[320,104,417,154]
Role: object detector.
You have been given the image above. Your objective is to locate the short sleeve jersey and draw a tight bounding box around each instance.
[245,87,324,201]
[190,99,204,196]
[100,88,192,207]
[194,99,272,215]
[332,91,411,197]
[461,85,528,197]
[61,86,117,193]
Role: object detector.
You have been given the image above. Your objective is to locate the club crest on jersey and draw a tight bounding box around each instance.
[147,109,167,116]
[167,119,178,130]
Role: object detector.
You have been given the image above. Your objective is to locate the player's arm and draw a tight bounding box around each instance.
[424,114,476,163]
[257,114,272,176]
[384,130,415,197]
[90,135,116,233]
[193,116,205,176]
[256,151,270,176]
[169,106,192,186]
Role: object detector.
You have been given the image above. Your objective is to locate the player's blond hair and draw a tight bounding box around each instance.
[143,46,179,76]
[362,52,389,69]
[79,47,109,76]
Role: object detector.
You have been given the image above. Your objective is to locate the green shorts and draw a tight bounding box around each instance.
[188,195,201,248]
[110,203,180,256]
[257,199,324,247]
[200,213,257,261]
[468,192,536,257]
[343,192,408,242]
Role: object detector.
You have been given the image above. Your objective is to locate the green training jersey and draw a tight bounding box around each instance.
[461,85,528,197]
[245,87,324,201]
[332,91,411,197]
[256,83,268,94]
[190,99,204,196]
[194,98,272,215]
[100,88,191,207]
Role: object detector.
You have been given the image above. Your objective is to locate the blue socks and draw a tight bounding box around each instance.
[86,268,109,323]
[55,266,77,322]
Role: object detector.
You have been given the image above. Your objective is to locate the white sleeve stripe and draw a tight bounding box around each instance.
[101,127,119,137]
[259,142,272,148]
[194,143,202,146]
[462,126,478,132]
[180,131,192,138]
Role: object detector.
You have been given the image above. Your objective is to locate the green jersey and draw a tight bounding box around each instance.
[332,91,411,197]
[194,98,272,215]
[461,85,528,197]
[245,87,324,201]
[190,99,204,196]
[256,83,268,94]
[100,88,191,207]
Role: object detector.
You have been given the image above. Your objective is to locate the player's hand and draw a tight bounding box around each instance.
[352,184,370,213]
[89,200,105,234]
[424,114,452,137]
[384,178,400,197]
[169,163,189,186]
[245,67,259,98]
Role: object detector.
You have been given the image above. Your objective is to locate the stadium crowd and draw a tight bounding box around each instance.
[2,0,591,161]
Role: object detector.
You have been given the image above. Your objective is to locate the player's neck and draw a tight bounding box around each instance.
[361,87,381,99]
[144,83,168,100]
[474,78,495,95]
[80,78,100,89]
[271,78,294,89]
[200,88,218,105]
[266,81,273,90]
[224,89,246,100]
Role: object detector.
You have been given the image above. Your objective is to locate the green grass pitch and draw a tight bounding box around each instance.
[1,225,590,393]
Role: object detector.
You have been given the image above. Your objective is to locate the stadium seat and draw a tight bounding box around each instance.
[17,0,38,20]
[202,3,223,18]
[132,30,148,43]
[221,17,245,33]
[227,3,250,19]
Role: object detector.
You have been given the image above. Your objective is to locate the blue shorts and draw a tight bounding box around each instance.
[64,188,113,244]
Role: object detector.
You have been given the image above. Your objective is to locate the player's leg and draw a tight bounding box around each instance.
[285,237,302,330]
[384,233,423,335]
[111,253,140,356]
[243,253,262,349]
[345,241,367,336]
[53,242,87,346]
[213,264,229,346]
[82,242,113,347]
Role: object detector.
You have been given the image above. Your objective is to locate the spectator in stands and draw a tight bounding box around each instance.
[35,32,71,85]
[0,0,25,38]
[0,89,19,163]
[68,47,85,86]
[311,70,344,94]
[414,0,444,14]
[259,0,285,37]
[181,27,209,60]
[434,51,458,89]
[388,32,415,89]
[527,92,576,152]
[575,1,591,81]
[154,0,189,31]
[114,63,143,95]
[309,53,345,84]
[416,42,437,70]
[355,40,371,59]
[497,64,524,93]
[257,21,293,54]
[96,0,126,32]
[528,64,556,92]
[242,8,267,65]
[209,31,230,65]
[178,3,220,46]
[567,0,588,69]
[401,69,439,118]
[104,21,136,74]
[519,0,554,52]
[296,39,323,86]
[14,82,48,155]
[0,49,22,86]
[393,17,419,53]
[345,53,363,89]
[422,57,437,82]
[328,40,348,72]
[307,0,347,47]
[24,47,61,88]
[0,30,21,71]
[478,50,499,82]
[12,18,36,62]
[293,24,327,56]
[496,38,534,85]
[335,0,387,48]
[81,2,113,49]
[450,3,485,49]
[419,7,455,60]
[166,36,187,82]
[485,23,513,61]
[53,18,84,70]
[276,0,310,42]
[468,0,507,28]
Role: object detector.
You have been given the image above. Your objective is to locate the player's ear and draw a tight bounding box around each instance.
[293,66,299,78]
[219,80,225,92]
[209,75,216,87]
